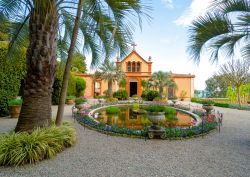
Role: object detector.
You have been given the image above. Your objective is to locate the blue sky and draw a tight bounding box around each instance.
[86,0,226,90]
[132,0,226,90]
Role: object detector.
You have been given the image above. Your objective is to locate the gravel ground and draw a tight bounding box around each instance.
[0,104,249,177]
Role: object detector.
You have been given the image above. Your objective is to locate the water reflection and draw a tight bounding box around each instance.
[96,107,194,130]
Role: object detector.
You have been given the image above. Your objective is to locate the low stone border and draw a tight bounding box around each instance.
[75,103,218,140]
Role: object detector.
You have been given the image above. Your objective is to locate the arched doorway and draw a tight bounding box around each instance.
[129,79,138,97]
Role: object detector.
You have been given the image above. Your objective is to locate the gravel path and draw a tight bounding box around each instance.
[0,104,249,177]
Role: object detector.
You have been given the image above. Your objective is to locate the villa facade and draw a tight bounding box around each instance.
[77,50,195,100]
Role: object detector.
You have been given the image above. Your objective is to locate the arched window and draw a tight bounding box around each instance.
[127,62,131,72]
[137,62,140,72]
[132,62,136,72]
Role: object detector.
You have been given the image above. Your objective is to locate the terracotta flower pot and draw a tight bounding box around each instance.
[66,99,75,105]
[9,105,21,118]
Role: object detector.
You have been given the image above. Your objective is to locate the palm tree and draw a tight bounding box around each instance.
[188,0,250,63]
[94,61,124,97]
[0,0,151,132]
[150,71,176,98]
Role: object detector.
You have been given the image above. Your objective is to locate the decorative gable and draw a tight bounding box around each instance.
[117,50,152,73]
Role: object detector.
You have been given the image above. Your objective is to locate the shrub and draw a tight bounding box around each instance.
[52,62,64,105]
[145,105,166,112]
[214,102,229,108]
[67,73,76,96]
[8,98,23,106]
[113,89,128,100]
[0,42,26,116]
[66,96,76,100]
[164,107,176,115]
[105,106,120,114]
[105,97,118,103]
[132,103,140,110]
[153,97,167,102]
[201,100,215,105]
[75,98,86,105]
[141,90,160,101]
[52,77,62,105]
[0,122,76,166]
[75,77,86,97]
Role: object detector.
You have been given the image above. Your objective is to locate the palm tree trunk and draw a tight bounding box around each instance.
[15,1,58,132]
[237,86,241,107]
[159,87,163,98]
[56,0,84,126]
[108,80,113,97]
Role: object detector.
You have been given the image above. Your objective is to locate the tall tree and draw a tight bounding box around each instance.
[218,59,250,106]
[0,0,151,132]
[94,61,124,97]
[150,71,176,98]
[205,74,229,98]
[188,0,250,63]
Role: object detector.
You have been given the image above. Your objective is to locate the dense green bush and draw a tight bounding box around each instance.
[145,105,166,112]
[141,90,160,101]
[8,98,23,106]
[105,97,118,103]
[164,107,176,115]
[75,77,86,97]
[52,77,62,105]
[75,98,86,105]
[213,102,229,108]
[191,98,215,105]
[0,42,26,116]
[66,96,76,100]
[0,122,76,166]
[105,106,120,114]
[113,89,128,100]
[67,74,77,96]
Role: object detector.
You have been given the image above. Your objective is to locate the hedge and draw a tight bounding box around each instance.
[0,42,26,116]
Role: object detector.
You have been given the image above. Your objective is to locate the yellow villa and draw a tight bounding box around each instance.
[77,49,195,100]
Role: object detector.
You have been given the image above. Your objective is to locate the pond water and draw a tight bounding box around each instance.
[95,106,195,130]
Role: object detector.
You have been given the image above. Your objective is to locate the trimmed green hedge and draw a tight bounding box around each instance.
[0,42,26,116]
[191,97,250,110]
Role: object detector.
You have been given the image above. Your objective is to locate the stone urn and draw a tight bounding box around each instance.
[146,112,165,130]
[202,104,214,115]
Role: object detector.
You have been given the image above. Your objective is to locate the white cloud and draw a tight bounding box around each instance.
[161,0,174,9]
[175,0,213,26]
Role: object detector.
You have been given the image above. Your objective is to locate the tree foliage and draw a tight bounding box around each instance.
[205,74,229,98]
[188,0,250,63]
[71,52,87,73]
[219,59,250,105]
[94,61,125,96]
[150,71,176,98]
[0,42,26,116]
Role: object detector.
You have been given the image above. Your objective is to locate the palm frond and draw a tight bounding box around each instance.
[188,13,233,64]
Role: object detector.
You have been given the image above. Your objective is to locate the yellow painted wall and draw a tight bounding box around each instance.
[83,76,93,97]
[173,77,193,99]
[120,53,149,73]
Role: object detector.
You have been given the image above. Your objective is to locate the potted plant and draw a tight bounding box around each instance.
[145,105,166,130]
[202,100,214,115]
[8,98,23,118]
[132,103,146,114]
[75,98,86,109]
[66,96,76,105]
